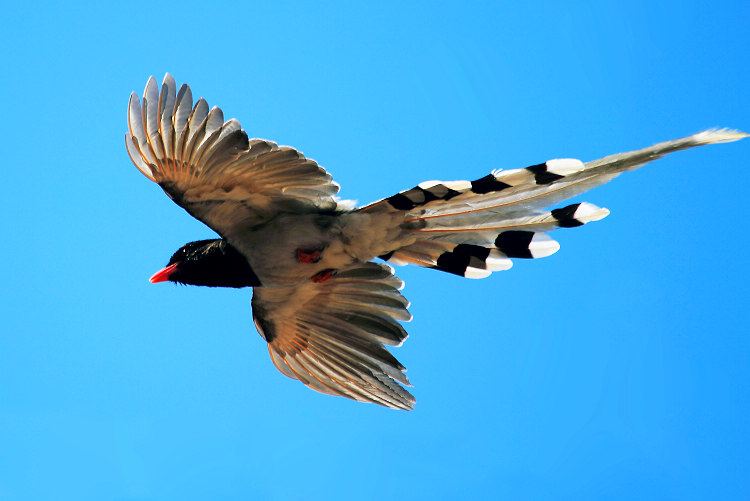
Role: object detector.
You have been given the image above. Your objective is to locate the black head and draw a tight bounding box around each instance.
[150,239,261,288]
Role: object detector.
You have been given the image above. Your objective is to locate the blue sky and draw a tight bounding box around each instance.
[1,1,749,499]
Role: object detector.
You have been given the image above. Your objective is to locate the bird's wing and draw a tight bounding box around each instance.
[251,262,415,410]
[125,74,340,237]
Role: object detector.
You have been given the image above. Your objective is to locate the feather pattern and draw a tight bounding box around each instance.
[366,129,747,278]
[252,262,415,410]
[125,73,340,239]
[363,129,747,220]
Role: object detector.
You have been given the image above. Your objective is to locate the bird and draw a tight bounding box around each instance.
[125,73,746,410]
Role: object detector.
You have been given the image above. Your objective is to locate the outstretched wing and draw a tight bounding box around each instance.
[251,263,415,410]
[125,73,340,237]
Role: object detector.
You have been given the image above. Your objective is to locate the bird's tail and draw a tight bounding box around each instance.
[359,129,747,278]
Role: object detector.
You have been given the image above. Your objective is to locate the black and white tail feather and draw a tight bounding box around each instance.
[365,129,747,279]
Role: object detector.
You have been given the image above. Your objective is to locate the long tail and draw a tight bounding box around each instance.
[360,129,747,278]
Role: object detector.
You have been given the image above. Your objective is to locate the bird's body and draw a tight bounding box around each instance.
[227,210,405,287]
[126,73,746,410]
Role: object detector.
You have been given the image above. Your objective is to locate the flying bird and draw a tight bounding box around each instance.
[125,73,746,410]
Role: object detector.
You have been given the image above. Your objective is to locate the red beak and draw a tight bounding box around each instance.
[149,263,179,283]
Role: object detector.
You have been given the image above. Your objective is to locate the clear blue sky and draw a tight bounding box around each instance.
[1,1,749,500]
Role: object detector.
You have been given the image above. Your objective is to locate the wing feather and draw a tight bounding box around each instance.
[143,76,164,162]
[173,85,194,169]
[158,74,177,163]
[252,262,415,410]
[125,73,340,237]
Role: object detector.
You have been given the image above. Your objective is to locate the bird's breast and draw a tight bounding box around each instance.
[227,212,376,287]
